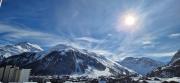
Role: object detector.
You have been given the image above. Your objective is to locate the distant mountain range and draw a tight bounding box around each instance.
[118,57,165,75]
[0,42,137,77]
[148,50,180,77]
[1,42,178,77]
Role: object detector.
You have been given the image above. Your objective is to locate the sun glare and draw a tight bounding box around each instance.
[116,12,140,32]
[124,15,136,26]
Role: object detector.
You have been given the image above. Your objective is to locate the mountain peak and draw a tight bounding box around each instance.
[148,50,180,77]
[0,42,43,58]
[119,57,164,75]
[15,42,43,51]
[170,50,180,64]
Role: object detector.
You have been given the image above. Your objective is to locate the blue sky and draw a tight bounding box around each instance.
[0,0,180,62]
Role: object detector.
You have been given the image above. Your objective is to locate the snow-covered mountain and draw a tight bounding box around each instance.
[0,44,137,77]
[0,42,43,61]
[118,57,164,75]
[148,50,180,77]
[169,50,180,64]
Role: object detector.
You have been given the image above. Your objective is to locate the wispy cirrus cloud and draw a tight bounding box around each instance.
[75,37,103,43]
[168,33,180,38]
[140,36,157,49]
[144,51,177,57]
[140,34,157,49]
[0,23,68,47]
[0,0,2,7]
[0,0,179,63]
[0,23,108,51]
[142,41,152,45]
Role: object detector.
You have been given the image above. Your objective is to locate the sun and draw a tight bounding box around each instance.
[124,15,136,26]
[116,12,140,32]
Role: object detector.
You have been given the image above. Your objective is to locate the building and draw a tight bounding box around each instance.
[18,69,31,82]
[0,67,4,81]
[0,65,31,83]
[2,65,12,83]
[8,66,19,82]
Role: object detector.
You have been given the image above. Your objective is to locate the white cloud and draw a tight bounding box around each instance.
[140,34,156,45]
[0,0,2,7]
[142,40,152,45]
[92,50,113,55]
[144,51,177,57]
[135,34,158,49]
[107,33,112,37]
[168,33,180,38]
[75,37,103,43]
[141,40,156,49]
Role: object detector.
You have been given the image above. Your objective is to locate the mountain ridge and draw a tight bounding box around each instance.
[0,42,43,62]
[0,43,137,77]
[148,50,180,77]
[118,56,165,75]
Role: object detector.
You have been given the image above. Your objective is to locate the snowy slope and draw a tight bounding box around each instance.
[0,52,39,67]
[48,44,136,75]
[119,57,164,75]
[0,42,43,58]
[169,50,180,65]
